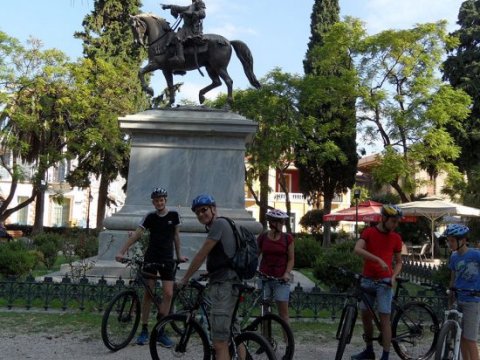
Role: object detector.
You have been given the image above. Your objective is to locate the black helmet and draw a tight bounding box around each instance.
[151,187,168,199]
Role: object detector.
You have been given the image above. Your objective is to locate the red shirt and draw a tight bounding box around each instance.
[360,226,402,279]
[258,232,294,278]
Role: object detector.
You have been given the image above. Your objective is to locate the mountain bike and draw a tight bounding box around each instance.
[171,270,295,360]
[149,274,276,359]
[434,288,480,360]
[334,267,440,360]
[100,257,181,351]
[240,271,295,360]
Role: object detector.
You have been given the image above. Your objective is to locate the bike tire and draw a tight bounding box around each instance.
[434,320,458,360]
[392,301,440,360]
[101,290,141,351]
[233,331,277,360]
[335,305,357,360]
[243,313,295,360]
[149,313,211,360]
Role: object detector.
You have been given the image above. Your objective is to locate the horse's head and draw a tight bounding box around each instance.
[130,14,171,47]
[130,14,147,46]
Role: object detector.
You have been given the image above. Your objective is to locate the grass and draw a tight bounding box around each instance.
[0,309,340,344]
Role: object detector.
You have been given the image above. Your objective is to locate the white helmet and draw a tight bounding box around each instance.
[266,209,289,221]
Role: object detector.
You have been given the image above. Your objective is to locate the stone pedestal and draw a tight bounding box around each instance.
[91,106,262,279]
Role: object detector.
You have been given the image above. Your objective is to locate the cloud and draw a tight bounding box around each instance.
[360,0,463,33]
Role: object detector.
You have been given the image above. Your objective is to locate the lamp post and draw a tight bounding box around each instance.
[354,189,361,240]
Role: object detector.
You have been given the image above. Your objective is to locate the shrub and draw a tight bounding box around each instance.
[33,233,63,269]
[299,209,324,235]
[313,241,363,291]
[294,235,323,268]
[0,241,37,276]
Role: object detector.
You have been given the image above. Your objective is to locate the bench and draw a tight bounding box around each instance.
[6,230,23,239]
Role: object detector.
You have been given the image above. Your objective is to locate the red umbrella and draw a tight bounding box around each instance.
[323,200,416,223]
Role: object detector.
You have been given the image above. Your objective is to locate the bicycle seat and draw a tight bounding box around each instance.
[233,283,255,294]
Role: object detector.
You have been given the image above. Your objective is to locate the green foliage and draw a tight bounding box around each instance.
[33,233,63,269]
[357,21,471,202]
[431,260,450,286]
[299,209,325,236]
[313,241,362,291]
[294,235,323,268]
[0,241,37,276]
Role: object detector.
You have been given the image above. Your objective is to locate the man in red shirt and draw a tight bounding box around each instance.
[352,204,404,360]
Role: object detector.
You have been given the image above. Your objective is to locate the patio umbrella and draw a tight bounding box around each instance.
[398,197,480,259]
[323,200,417,223]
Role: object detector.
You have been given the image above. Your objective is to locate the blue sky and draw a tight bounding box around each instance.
[0,0,466,103]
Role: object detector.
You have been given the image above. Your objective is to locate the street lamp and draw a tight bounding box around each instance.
[353,189,361,240]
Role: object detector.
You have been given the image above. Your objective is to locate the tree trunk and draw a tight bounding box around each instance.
[259,169,269,230]
[32,189,45,234]
[96,175,109,230]
[322,191,334,247]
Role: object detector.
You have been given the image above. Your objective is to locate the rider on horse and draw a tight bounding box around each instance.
[161,0,206,66]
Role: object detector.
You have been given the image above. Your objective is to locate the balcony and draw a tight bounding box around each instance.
[272,192,305,202]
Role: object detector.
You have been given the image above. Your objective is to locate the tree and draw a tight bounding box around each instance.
[303,0,340,74]
[443,0,480,206]
[72,0,146,229]
[298,10,360,246]
[356,21,471,202]
[207,69,302,231]
[0,34,77,231]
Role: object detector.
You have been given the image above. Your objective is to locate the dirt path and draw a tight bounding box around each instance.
[0,330,404,359]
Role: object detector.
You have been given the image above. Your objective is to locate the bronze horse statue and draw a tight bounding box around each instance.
[130,13,261,106]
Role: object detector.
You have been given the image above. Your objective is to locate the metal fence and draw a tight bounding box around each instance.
[0,260,448,319]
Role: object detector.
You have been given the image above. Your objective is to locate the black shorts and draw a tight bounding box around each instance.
[142,260,176,281]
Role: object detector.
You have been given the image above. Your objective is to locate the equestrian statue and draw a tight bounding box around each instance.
[130,0,261,107]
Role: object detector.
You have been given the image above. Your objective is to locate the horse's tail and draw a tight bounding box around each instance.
[231,40,261,89]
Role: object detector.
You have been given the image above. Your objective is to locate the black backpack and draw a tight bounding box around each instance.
[220,217,259,280]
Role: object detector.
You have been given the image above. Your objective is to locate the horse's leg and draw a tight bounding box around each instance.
[139,62,157,97]
[216,67,234,107]
[162,70,175,106]
[199,66,222,104]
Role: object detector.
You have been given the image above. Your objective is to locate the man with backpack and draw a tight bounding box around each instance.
[178,194,243,360]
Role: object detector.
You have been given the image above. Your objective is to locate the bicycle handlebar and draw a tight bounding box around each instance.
[448,287,480,297]
[256,270,288,284]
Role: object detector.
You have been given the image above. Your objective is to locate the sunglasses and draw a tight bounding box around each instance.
[194,207,210,216]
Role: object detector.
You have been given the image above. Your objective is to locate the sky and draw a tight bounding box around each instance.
[0,0,466,104]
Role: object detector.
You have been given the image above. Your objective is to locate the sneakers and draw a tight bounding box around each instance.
[351,348,375,360]
[136,329,149,345]
[157,333,174,348]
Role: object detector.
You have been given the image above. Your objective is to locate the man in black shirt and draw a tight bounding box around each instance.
[116,187,187,346]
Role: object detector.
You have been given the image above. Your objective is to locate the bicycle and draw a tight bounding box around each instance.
[149,274,277,359]
[334,267,440,360]
[434,288,480,360]
[100,257,181,351]
[171,270,295,360]
[239,271,295,360]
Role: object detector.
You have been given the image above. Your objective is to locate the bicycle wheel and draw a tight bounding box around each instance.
[243,313,295,360]
[392,301,440,360]
[434,320,458,360]
[149,313,211,360]
[101,290,141,351]
[232,331,276,360]
[335,305,357,360]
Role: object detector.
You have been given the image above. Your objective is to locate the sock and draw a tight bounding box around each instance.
[380,350,389,360]
[366,344,374,352]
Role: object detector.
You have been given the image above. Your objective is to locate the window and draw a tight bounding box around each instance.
[17,196,29,225]
[276,173,292,193]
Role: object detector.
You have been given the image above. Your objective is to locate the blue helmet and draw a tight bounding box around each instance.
[381,204,403,218]
[443,224,470,238]
[151,187,168,199]
[191,194,216,211]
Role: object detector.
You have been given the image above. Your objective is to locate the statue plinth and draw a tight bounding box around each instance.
[97,106,262,264]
